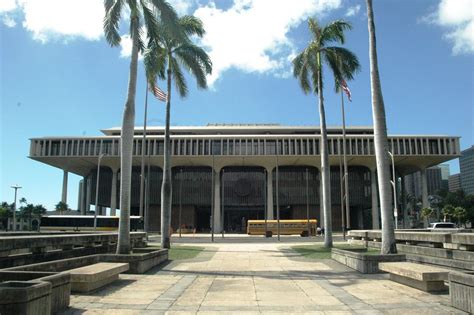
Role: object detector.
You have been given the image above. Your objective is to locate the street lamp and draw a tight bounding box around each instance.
[387,151,398,229]
[94,153,105,230]
[11,185,22,232]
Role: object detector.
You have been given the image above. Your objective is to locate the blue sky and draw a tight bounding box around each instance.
[1,0,473,210]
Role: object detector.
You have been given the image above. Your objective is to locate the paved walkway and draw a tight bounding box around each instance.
[63,241,463,314]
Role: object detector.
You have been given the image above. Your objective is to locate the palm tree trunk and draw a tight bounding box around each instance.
[117,18,139,254]
[317,54,332,248]
[160,53,173,249]
[366,0,396,254]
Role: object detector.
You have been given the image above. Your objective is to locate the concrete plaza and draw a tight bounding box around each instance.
[62,236,464,314]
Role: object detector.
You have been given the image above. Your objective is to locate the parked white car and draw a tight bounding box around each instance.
[427,222,457,229]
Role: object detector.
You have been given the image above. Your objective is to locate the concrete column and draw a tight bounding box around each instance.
[213,168,221,233]
[61,170,68,204]
[85,175,91,214]
[371,168,380,229]
[421,168,429,209]
[78,180,84,213]
[266,168,274,220]
[110,169,118,216]
[401,175,408,228]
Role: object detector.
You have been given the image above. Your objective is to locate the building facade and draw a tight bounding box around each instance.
[29,125,460,232]
[449,173,462,192]
[404,165,445,198]
[460,145,474,195]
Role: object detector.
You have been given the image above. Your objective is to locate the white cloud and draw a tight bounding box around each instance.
[119,33,144,60]
[2,14,16,27]
[168,0,195,15]
[0,0,17,13]
[345,4,360,17]
[0,0,104,42]
[20,0,104,42]
[194,0,342,86]
[428,0,474,54]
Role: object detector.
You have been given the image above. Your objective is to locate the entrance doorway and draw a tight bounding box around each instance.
[223,207,265,233]
[195,207,211,232]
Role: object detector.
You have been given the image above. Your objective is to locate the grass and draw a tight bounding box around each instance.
[168,246,204,260]
[292,243,380,259]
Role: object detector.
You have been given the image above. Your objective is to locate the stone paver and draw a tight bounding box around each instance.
[61,239,464,314]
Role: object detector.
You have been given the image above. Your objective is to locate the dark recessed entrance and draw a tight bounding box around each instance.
[223,206,265,233]
[195,207,211,232]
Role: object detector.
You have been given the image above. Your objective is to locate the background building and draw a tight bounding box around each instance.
[449,173,462,192]
[460,145,474,195]
[29,124,460,232]
[438,164,450,191]
[404,165,445,198]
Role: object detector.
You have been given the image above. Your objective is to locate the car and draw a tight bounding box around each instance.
[427,222,457,229]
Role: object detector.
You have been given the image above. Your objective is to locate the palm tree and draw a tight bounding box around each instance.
[144,15,212,248]
[366,0,396,254]
[293,18,359,248]
[103,0,180,254]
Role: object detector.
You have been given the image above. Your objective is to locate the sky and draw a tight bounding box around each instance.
[0,0,473,210]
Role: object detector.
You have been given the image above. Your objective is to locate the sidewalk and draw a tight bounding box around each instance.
[62,241,462,314]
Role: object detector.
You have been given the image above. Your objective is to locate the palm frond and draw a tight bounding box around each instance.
[308,17,321,41]
[323,46,360,91]
[292,50,312,94]
[103,0,123,46]
[149,0,183,41]
[321,20,352,45]
[170,56,188,97]
[175,44,211,89]
[144,42,167,86]
[140,0,159,44]
[179,15,205,38]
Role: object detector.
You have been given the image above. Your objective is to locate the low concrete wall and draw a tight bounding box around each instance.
[0,271,70,314]
[4,248,168,275]
[348,230,474,272]
[449,272,474,313]
[0,232,147,269]
[0,280,51,315]
[5,255,101,272]
[331,248,405,274]
[101,248,168,274]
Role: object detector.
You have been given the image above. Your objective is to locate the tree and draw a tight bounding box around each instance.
[366,0,396,254]
[0,202,13,231]
[454,207,467,226]
[442,204,455,222]
[103,0,180,254]
[55,201,69,213]
[144,15,212,248]
[420,207,434,225]
[18,203,34,230]
[292,18,360,248]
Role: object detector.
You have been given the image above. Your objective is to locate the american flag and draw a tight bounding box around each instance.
[151,85,167,102]
[340,79,352,102]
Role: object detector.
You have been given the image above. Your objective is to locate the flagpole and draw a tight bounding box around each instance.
[341,88,350,230]
[139,81,149,220]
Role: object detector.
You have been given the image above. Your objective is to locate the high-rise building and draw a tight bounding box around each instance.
[438,164,450,191]
[404,165,444,198]
[449,173,462,192]
[460,145,474,195]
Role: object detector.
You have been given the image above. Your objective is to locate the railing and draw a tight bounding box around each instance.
[30,135,461,158]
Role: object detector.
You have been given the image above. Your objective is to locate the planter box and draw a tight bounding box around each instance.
[332,248,405,273]
[449,271,474,313]
[0,271,70,314]
[0,281,51,315]
[101,248,168,274]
